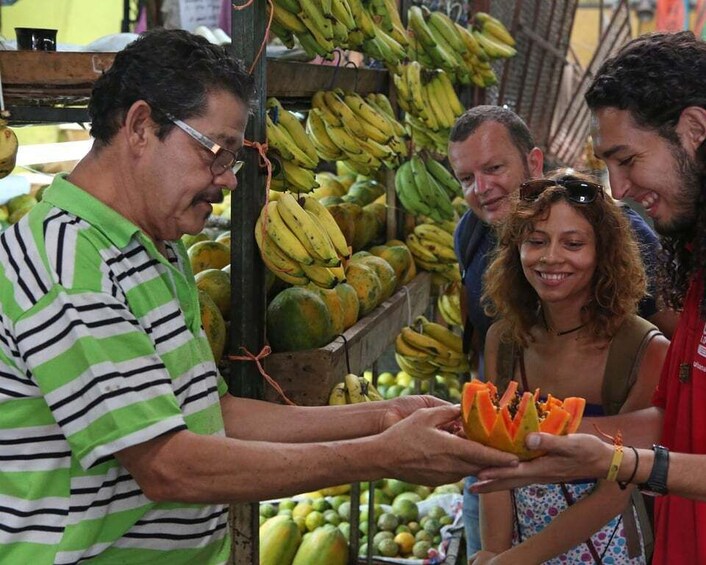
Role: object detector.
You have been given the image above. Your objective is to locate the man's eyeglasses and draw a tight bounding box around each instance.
[519,178,605,204]
[164,113,244,176]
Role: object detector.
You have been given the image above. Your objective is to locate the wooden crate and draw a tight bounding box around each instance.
[263,272,432,406]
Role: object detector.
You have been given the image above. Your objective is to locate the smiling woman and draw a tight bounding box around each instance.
[473,169,669,564]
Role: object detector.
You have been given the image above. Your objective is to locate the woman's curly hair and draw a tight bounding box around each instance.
[482,170,647,347]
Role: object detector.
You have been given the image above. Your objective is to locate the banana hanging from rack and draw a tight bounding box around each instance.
[303,194,351,259]
[262,200,315,266]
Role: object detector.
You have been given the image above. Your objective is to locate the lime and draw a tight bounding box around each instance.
[395,524,411,535]
[278,498,296,511]
[337,501,351,521]
[259,503,277,518]
[433,483,461,495]
[373,530,394,548]
[360,488,391,506]
[423,518,441,537]
[413,540,432,559]
[377,512,400,532]
[396,371,412,387]
[378,538,400,558]
[391,498,419,523]
[440,514,453,526]
[378,372,396,386]
[338,521,350,541]
[384,384,404,399]
[384,478,412,499]
[292,502,314,520]
[323,509,341,526]
[393,491,422,506]
[258,515,266,527]
[414,485,432,499]
[304,510,325,532]
[293,515,306,533]
[277,508,293,517]
[426,505,448,520]
[415,530,433,543]
[433,534,442,545]
[358,542,369,557]
[407,521,420,535]
[330,495,349,512]
[312,498,331,513]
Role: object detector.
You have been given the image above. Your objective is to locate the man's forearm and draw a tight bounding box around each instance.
[579,406,663,448]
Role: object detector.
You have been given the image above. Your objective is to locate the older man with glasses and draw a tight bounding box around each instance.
[0,28,519,564]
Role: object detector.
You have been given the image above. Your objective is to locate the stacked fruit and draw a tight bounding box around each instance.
[437,281,463,328]
[394,315,469,380]
[307,90,407,175]
[255,192,350,287]
[406,7,516,87]
[327,372,384,404]
[266,98,320,193]
[406,220,461,284]
[395,155,457,222]
[393,64,464,156]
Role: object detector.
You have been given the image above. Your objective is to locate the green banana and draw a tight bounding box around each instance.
[407,6,436,49]
[427,9,467,54]
[475,11,516,47]
[425,158,463,199]
[473,29,517,59]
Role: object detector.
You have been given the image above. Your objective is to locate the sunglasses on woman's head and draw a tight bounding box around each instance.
[519,179,605,204]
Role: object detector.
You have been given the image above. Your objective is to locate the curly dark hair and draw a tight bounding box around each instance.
[585,31,706,314]
[483,170,647,346]
[89,28,255,145]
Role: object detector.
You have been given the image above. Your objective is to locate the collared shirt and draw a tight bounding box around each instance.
[0,174,229,564]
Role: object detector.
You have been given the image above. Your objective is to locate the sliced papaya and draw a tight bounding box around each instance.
[460,379,585,460]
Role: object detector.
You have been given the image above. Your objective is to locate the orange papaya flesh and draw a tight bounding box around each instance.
[461,379,585,460]
[562,397,587,434]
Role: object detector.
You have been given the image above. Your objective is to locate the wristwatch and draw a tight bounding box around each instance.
[638,445,670,496]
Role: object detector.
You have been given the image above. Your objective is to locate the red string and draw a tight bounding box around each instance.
[593,424,623,447]
[232,0,274,76]
[229,345,297,406]
[243,138,272,250]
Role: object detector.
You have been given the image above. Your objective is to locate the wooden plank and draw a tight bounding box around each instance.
[0,52,388,104]
[263,272,431,406]
[266,60,389,98]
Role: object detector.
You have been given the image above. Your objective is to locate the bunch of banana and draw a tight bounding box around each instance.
[270,0,365,60]
[395,155,455,222]
[307,89,405,175]
[406,220,461,284]
[472,11,517,59]
[438,280,463,328]
[266,98,320,193]
[327,372,384,404]
[254,192,351,288]
[394,315,469,380]
[0,119,18,179]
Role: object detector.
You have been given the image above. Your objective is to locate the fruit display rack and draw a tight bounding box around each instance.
[264,272,431,406]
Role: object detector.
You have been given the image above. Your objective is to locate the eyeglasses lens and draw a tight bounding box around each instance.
[520,179,602,204]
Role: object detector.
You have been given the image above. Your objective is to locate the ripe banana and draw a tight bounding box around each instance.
[281,160,318,193]
[263,200,315,265]
[406,233,438,263]
[415,315,463,353]
[475,11,516,47]
[427,10,467,54]
[395,352,437,379]
[473,29,517,59]
[328,381,348,405]
[306,108,344,160]
[254,214,306,277]
[343,92,395,143]
[407,6,437,49]
[277,192,340,267]
[344,372,367,403]
[395,333,432,360]
[267,98,319,166]
[324,90,367,139]
[363,378,385,401]
[300,262,338,289]
[414,223,455,249]
[303,193,351,259]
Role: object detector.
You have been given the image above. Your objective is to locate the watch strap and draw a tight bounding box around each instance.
[638,444,669,496]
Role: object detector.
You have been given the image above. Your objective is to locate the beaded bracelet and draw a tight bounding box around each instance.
[606,443,624,481]
[618,446,640,490]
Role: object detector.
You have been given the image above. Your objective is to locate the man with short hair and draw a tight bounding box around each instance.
[448,104,677,556]
[473,31,706,565]
[0,29,517,563]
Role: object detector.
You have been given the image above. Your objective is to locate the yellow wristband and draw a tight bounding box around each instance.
[606,445,624,481]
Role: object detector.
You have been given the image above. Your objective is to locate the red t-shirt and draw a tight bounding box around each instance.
[652,274,706,564]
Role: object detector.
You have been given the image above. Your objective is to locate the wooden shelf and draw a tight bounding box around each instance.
[263,272,431,406]
[0,52,387,111]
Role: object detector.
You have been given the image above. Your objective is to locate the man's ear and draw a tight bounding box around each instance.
[123,100,157,154]
[526,146,544,178]
[676,106,706,154]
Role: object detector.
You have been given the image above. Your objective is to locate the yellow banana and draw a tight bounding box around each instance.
[416,315,463,353]
[344,372,366,403]
[473,29,517,59]
[267,99,319,165]
[417,238,457,262]
[400,326,452,358]
[301,262,338,289]
[364,379,385,401]
[254,214,306,277]
[475,11,516,47]
[299,0,333,40]
[277,192,340,266]
[407,5,436,49]
[331,0,356,31]
[424,77,454,130]
[323,122,364,156]
[414,223,455,248]
[328,381,348,405]
[281,160,318,193]
[342,92,396,143]
[266,114,296,161]
[427,10,467,54]
[438,293,463,326]
[262,254,310,286]
[395,353,437,379]
[454,22,488,62]
[346,0,377,39]
[272,4,307,33]
[406,233,438,263]
[324,90,367,139]
[434,70,465,118]
[303,197,351,259]
[263,201,314,265]
[395,333,432,360]
[405,61,427,117]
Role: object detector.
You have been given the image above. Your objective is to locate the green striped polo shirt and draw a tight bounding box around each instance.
[0,174,230,564]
